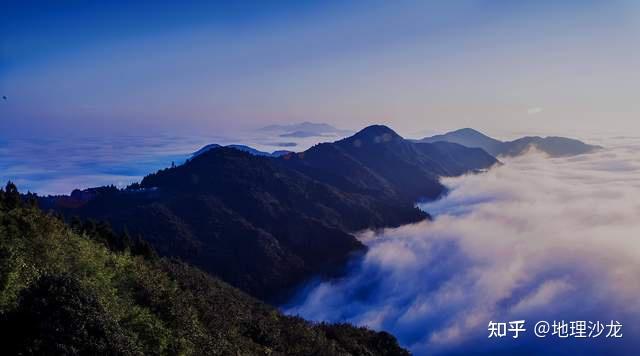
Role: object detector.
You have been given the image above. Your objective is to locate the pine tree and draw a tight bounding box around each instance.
[4,182,20,209]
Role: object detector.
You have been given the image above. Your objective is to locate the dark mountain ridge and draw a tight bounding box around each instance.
[417,128,601,157]
[40,125,498,301]
[282,125,497,202]
[192,143,292,158]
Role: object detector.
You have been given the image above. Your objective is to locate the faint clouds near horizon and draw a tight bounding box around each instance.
[0,123,352,195]
[2,1,640,137]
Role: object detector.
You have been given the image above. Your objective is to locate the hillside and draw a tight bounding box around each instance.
[0,183,409,355]
[41,125,498,301]
[417,128,601,157]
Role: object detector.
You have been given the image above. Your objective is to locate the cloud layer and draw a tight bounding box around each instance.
[285,137,640,355]
[0,129,348,195]
[0,135,204,195]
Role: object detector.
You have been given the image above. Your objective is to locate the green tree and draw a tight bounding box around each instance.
[3,181,20,210]
[2,274,139,355]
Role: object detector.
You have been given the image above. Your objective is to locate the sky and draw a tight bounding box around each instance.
[1,0,639,140]
[2,4,640,354]
[286,136,640,355]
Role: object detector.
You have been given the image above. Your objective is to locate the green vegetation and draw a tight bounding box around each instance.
[0,182,409,355]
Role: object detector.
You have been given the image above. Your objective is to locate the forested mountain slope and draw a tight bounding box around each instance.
[0,183,409,355]
[41,125,498,300]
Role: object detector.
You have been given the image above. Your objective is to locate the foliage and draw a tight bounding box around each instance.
[0,183,409,355]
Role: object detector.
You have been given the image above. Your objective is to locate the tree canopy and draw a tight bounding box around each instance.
[0,184,409,355]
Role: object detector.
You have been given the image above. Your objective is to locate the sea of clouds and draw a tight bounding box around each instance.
[285,137,640,355]
[0,129,344,195]
[0,135,205,195]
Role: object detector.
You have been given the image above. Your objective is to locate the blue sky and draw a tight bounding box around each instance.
[2,0,639,138]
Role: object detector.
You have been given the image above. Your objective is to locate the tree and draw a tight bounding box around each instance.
[131,235,158,260]
[2,274,139,356]
[4,181,20,210]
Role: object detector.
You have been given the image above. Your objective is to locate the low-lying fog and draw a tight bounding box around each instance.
[285,137,640,355]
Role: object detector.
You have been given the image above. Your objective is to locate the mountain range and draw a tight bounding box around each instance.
[41,125,498,301]
[416,128,601,157]
[21,124,602,354]
[260,121,352,138]
[192,144,292,158]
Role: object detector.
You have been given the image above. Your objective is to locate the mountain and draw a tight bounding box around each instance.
[418,128,504,156]
[260,121,351,137]
[271,150,294,156]
[42,125,498,301]
[191,143,221,157]
[281,125,498,202]
[499,136,602,157]
[261,122,341,133]
[279,130,331,138]
[192,144,293,159]
[417,128,601,157]
[0,183,409,355]
[226,144,273,156]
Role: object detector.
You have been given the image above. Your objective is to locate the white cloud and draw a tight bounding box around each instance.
[286,137,640,355]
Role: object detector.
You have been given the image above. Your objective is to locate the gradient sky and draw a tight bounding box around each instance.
[1,0,639,139]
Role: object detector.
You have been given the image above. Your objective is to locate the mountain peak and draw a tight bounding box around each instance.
[349,125,402,142]
[418,128,600,157]
[451,128,486,136]
[433,128,497,141]
[417,128,503,156]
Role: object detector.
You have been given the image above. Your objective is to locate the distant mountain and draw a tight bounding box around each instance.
[419,128,503,156]
[260,121,351,137]
[271,149,294,156]
[417,128,601,157]
[279,130,331,138]
[270,142,297,147]
[192,143,293,159]
[43,125,497,301]
[498,136,602,157]
[261,121,340,132]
